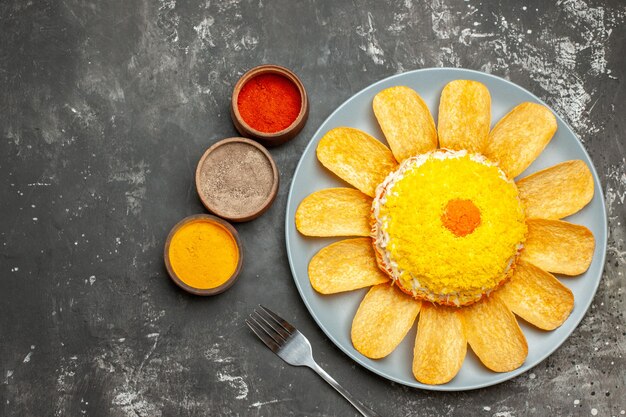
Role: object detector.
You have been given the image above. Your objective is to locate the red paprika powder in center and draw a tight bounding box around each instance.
[237,73,302,133]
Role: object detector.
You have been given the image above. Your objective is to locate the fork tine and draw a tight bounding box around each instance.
[259,305,296,333]
[250,307,380,416]
[246,319,280,353]
[254,309,291,341]
[249,314,284,346]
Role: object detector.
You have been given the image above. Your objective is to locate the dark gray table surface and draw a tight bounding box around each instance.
[1,0,625,416]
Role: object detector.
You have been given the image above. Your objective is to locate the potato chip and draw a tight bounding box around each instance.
[461,295,527,372]
[412,303,466,385]
[308,238,389,294]
[351,284,421,359]
[516,160,594,219]
[498,260,574,331]
[295,188,372,237]
[484,102,557,178]
[522,218,595,275]
[373,86,437,161]
[317,128,397,197]
[438,80,491,153]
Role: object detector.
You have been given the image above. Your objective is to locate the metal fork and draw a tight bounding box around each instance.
[246,305,381,417]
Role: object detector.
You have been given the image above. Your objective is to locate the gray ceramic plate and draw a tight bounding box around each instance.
[285,68,607,391]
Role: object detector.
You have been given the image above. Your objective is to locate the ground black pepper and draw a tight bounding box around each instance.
[198,142,275,218]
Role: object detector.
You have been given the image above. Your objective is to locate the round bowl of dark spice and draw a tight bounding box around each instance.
[231,64,309,146]
[195,137,279,222]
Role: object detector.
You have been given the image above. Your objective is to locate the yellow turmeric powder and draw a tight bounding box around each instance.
[168,219,239,289]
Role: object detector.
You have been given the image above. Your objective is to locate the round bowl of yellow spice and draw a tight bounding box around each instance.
[164,214,243,296]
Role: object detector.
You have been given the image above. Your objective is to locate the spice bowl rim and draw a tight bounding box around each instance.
[163,214,244,296]
[231,64,309,146]
[195,137,279,222]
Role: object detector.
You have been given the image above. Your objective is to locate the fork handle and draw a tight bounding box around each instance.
[308,362,381,417]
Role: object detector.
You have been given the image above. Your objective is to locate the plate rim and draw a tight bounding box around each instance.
[285,67,608,391]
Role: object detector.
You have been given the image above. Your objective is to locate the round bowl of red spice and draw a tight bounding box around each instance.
[231,64,308,146]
